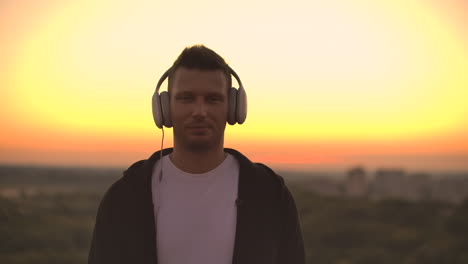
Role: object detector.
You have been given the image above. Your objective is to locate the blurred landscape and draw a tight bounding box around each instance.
[1,165,468,264]
[2,1,468,263]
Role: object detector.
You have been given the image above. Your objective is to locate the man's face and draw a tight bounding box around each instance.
[170,67,228,152]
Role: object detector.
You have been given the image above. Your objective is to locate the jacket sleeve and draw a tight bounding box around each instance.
[278,183,306,264]
[88,182,124,264]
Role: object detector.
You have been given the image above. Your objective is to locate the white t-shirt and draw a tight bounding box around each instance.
[151,153,240,264]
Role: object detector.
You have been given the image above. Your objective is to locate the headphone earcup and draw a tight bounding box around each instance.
[227,87,237,125]
[236,87,247,124]
[152,92,163,128]
[160,91,172,128]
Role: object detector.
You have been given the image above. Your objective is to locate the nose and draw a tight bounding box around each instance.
[192,99,207,119]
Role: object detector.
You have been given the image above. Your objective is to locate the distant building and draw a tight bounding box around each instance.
[405,173,432,201]
[285,167,468,204]
[302,177,343,197]
[432,176,468,204]
[344,166,368,197]
[371,168,406,199]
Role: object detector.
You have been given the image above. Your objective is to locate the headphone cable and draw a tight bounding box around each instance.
[159,127,164,182]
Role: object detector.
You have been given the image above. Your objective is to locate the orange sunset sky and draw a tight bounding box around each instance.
[1,0,467,172]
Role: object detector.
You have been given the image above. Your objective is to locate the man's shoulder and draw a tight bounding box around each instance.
[123,159,148,177]
[251,162,285,184]
[226,148,285,181]
[225,148,289,201]
[252,162,289,197]
[97,157,154,213]
[101,156,154,200]
[121,149,168,181]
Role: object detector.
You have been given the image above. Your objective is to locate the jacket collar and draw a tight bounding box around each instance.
[124,148,260,202]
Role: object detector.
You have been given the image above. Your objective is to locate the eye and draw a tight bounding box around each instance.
[176,94,193,102]
[207,95,223,103]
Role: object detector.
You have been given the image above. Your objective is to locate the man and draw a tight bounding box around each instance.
[88,45,305,264]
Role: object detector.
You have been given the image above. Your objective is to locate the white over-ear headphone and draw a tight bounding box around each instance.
[152,66,247,128]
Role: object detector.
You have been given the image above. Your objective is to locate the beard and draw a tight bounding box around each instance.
[185,138,219,152]
[173,125,225,153]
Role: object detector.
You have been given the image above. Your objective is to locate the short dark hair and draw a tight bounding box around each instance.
[168,45,232,92]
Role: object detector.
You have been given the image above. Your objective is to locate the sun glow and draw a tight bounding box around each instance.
[2,0,467,170]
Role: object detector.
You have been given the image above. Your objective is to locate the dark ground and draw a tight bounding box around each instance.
[1,165,468,264]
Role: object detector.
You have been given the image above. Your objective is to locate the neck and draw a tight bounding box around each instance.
[170,146,226,174]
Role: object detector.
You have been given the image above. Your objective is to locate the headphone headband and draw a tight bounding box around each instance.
[154,66,244,95]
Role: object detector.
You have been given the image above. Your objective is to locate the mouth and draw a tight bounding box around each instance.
[187,125,211,134]
[187,123,211,129]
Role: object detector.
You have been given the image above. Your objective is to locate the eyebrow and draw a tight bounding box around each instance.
[174,91,193,96]
[206,92,225,97]
[174,91,225,97]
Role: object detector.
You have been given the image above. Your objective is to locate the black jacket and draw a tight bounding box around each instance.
[89,148,305,264]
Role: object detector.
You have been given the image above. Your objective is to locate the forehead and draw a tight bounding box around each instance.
[171,67,228,95]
